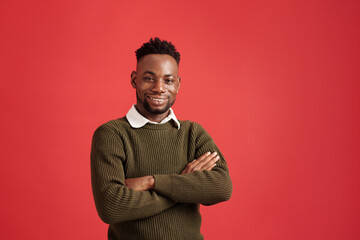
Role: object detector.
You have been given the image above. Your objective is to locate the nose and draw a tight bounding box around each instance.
[152,79,166,93]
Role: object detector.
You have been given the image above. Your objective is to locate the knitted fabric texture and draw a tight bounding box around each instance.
[91,117,232,240]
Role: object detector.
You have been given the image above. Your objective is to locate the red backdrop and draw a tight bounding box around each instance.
[1,0,359,239]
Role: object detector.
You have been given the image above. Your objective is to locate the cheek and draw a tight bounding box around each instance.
[170,85,180,94]
[169,88,179,96]
[136,84,147,94]
[136,87,145,98]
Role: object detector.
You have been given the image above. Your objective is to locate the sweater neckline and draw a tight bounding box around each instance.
[140,121,178,130]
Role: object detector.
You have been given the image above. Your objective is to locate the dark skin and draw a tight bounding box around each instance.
[126,54,219,191]
[130,54,180,123]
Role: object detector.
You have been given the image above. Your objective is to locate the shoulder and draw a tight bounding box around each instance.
[179,120,216,150]
[93,117,130,136]
[179,120,200,127]
[179,120,208,134]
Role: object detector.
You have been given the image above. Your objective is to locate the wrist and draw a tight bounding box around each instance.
[148,176,155,190]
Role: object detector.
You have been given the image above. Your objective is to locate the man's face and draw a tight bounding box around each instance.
[131,54,181,121]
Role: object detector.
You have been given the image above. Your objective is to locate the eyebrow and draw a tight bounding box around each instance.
[143,71,174,77]
[144,71,156,75]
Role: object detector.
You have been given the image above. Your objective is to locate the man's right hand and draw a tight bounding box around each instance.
[181,152,220,174]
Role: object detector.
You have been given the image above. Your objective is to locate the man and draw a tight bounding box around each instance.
[91,38,232,240]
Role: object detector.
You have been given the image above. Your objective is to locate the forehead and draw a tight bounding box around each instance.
[136,54,178,75]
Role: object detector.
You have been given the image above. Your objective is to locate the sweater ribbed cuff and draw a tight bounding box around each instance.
[153,174,174,197]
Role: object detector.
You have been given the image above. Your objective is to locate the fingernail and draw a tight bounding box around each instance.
[212,151,217,155]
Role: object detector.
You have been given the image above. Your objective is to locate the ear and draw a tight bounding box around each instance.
[130,71,137,88]
[177,76,181,93]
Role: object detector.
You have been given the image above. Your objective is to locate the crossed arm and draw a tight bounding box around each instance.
[91,123,232,224]
[125,151,220,191]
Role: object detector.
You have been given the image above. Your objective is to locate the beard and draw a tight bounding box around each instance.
[136,93,176,115]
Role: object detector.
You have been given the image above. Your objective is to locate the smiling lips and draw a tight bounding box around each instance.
[147,96,167,105]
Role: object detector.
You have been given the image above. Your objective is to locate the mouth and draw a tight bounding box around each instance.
[147,96,168,105]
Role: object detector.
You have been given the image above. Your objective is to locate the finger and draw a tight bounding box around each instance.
[196,152,211,162]
[187,153,210,169]
[184,159,196,169]
[202,163,217,171]
[193,152,217,168]
[201,155,220,170]
[182,152,218,174]
[181,159,196,174]
[195,151,217,164]
[181,165,190,174]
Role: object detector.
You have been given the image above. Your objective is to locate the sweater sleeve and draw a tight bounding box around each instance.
[91,125,176,224]
[153,123,232,205]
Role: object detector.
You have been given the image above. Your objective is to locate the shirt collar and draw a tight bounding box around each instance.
[126,105,180,129]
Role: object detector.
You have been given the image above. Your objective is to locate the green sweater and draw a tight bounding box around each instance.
[91,117,232,240]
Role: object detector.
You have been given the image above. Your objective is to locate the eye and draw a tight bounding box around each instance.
[165,79,174,84]
[143,76,154,82]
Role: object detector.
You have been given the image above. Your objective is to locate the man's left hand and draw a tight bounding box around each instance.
[125,176,155,191]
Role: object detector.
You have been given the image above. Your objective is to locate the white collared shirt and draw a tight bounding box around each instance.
[126,105,180,129]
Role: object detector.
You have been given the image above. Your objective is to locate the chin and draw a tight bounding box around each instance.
[147,106,170,115]
[145,102,173,115]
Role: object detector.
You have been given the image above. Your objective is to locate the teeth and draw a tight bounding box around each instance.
[149,97,165,102]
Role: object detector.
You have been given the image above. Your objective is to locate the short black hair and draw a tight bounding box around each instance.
[135,37,181,64]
